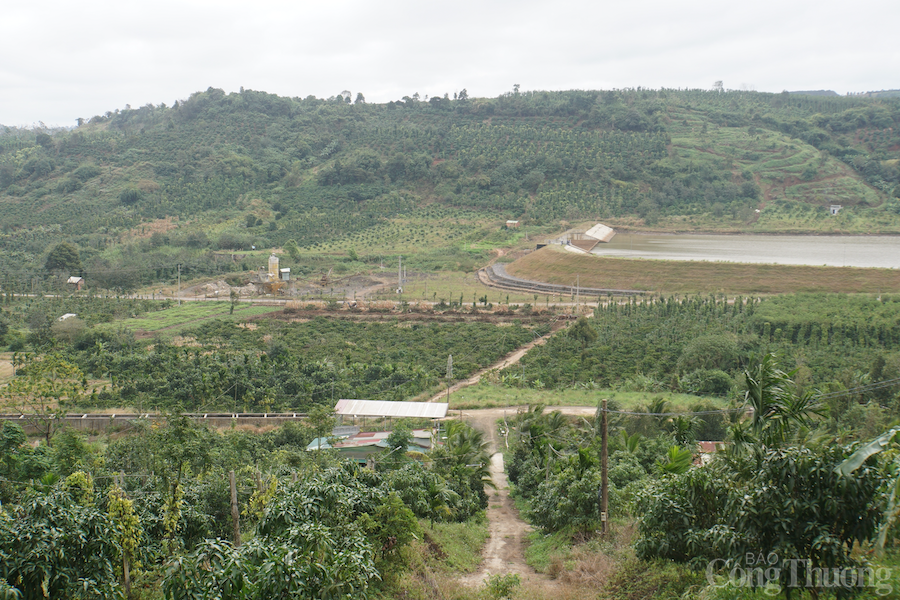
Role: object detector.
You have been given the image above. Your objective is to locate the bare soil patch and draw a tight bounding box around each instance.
[127,217,179,239]
[290,274,393,300]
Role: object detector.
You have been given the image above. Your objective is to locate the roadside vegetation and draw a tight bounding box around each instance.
[504,354,900,599]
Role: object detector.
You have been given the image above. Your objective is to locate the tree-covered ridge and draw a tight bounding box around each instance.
[1,87,899,290]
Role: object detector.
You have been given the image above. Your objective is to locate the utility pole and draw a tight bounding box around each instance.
[600,398,608,535]
[177,264,182,306]
[230,470,241,547]
[398,256,402,293]
[446,354,453,403]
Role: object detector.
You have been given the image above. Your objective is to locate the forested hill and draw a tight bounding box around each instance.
[1,87,899,290]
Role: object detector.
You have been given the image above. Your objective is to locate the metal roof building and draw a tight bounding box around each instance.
[334,399,449,419]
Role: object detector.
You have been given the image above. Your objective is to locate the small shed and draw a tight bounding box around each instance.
[66,276,84,290]
[279,268,291,281]
[830,205,842,215]
[696,441,728,466]
[505,220,520,229]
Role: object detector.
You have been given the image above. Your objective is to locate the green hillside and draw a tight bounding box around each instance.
[1,87,899,291]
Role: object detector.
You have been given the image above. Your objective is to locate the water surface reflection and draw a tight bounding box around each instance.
[592,234,900,269]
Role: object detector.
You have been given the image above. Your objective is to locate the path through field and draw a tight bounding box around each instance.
[426,324,561,404]
[457,406,596,590]
[426,317,587,588]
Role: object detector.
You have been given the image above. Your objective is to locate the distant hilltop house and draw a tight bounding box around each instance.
[66,276,84,290]
[830,205,842,215]
[505,220,519,228]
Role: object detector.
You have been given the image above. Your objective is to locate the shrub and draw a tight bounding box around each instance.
[119,187,142,204]
[679,369,733,397]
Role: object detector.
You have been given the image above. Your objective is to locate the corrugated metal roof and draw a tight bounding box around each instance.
[585,223,616,242]
[335,399,448,419]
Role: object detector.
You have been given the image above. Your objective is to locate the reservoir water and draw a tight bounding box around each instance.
[590,234,900,269]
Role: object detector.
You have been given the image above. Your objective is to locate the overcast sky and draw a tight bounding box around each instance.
[2,0,898,127]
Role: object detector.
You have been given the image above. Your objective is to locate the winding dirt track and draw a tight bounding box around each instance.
[426,326,562,404]
[455,406,597,589]
[425,315,595,587]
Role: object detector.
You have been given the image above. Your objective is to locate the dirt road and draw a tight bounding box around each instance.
[456,406,597,588]
[426,326,561,404]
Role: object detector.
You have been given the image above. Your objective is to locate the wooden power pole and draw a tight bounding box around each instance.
[230,470,241,547]
[601,398,608,535]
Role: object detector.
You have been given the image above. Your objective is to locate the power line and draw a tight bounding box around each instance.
[604,408,746,416]
[814,376,900,400]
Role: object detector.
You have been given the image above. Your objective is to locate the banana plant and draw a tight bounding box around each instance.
[837,425,900,555]
[656,445,694,475]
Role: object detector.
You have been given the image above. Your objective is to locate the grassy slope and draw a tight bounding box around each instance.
[662,112,892,232]
[103,301,280,337]
[446,379,726,412]
[506,245,900,295]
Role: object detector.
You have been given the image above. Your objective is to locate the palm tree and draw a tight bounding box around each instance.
[443,421,495,490]
[731,353,824,453]
[670,415,699,446]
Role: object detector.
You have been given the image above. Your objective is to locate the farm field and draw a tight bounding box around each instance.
[665,109,890,227]
[445,379,728,412]
[369,270,548,306]
[99,301,281,337]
